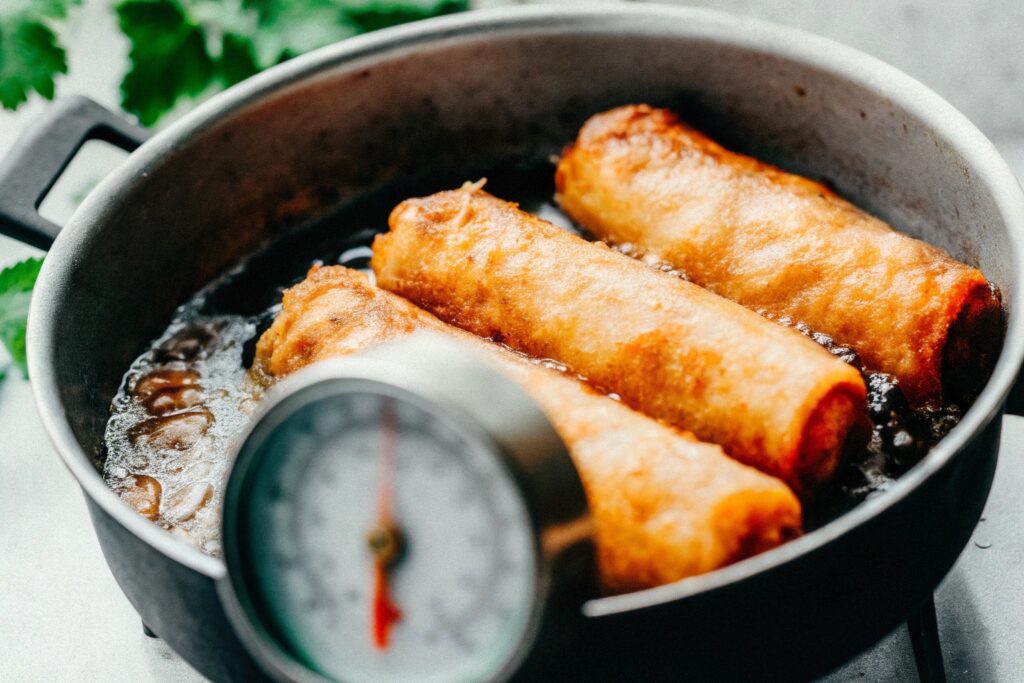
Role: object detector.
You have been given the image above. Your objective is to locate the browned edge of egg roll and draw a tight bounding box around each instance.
[371,186,869,494]
[254,265,802,594]
[555,104,1003,407]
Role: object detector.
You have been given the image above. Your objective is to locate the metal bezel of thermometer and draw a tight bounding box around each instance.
[217,333,593,683]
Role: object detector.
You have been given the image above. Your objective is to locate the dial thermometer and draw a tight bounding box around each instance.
[218,334,593,682]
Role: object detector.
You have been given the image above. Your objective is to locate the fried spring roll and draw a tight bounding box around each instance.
[372,186,868,493]
[255,266,802,593]
[555,104,1003,407]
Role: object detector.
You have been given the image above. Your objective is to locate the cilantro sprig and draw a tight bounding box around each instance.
[0,0,467,123]
[0,0,78,109]
[0,257,43,378]
[115,0,468,126]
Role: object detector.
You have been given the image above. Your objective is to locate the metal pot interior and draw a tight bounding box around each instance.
[37,9,1021,577]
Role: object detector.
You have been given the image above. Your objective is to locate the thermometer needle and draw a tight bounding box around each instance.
[368,401,403,650]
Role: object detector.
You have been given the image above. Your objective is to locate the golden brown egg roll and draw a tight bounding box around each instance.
[371,186,868,494]
[555,104,1003,407]
[255,265,802,593]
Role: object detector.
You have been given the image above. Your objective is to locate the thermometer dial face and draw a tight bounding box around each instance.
[225,383,541,683]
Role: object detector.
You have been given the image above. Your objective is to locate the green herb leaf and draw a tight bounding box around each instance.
[0,257,44,378]
[118,0,468,126]
[219,32,260,87]
[0,0,77,110]
[117,0,216,126]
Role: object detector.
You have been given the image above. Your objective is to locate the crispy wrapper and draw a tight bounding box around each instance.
[372,186,868,493]
[255,266,802,593]
[555,104,1003,407]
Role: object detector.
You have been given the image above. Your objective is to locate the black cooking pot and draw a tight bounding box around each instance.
[2,6,1022,681]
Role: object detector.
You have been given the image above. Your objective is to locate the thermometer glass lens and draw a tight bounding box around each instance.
[241,389,539,682]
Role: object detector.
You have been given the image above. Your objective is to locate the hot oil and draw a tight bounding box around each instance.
[757,313,964,527]
[102,161,965,554]
[104,317,261,554]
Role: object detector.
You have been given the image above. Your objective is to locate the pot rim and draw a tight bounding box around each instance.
[26,3,1024,609]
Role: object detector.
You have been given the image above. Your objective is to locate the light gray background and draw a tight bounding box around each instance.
[1,1,1023,680]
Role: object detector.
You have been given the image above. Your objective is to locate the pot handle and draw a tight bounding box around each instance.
[0,96,149,250]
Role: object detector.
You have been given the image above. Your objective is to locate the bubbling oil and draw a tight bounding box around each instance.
[104,316,262,554]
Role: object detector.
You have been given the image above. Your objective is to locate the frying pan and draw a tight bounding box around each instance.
[1,5,1022,681]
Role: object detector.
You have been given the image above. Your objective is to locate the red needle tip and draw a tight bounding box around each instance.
[373,563,403,649]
